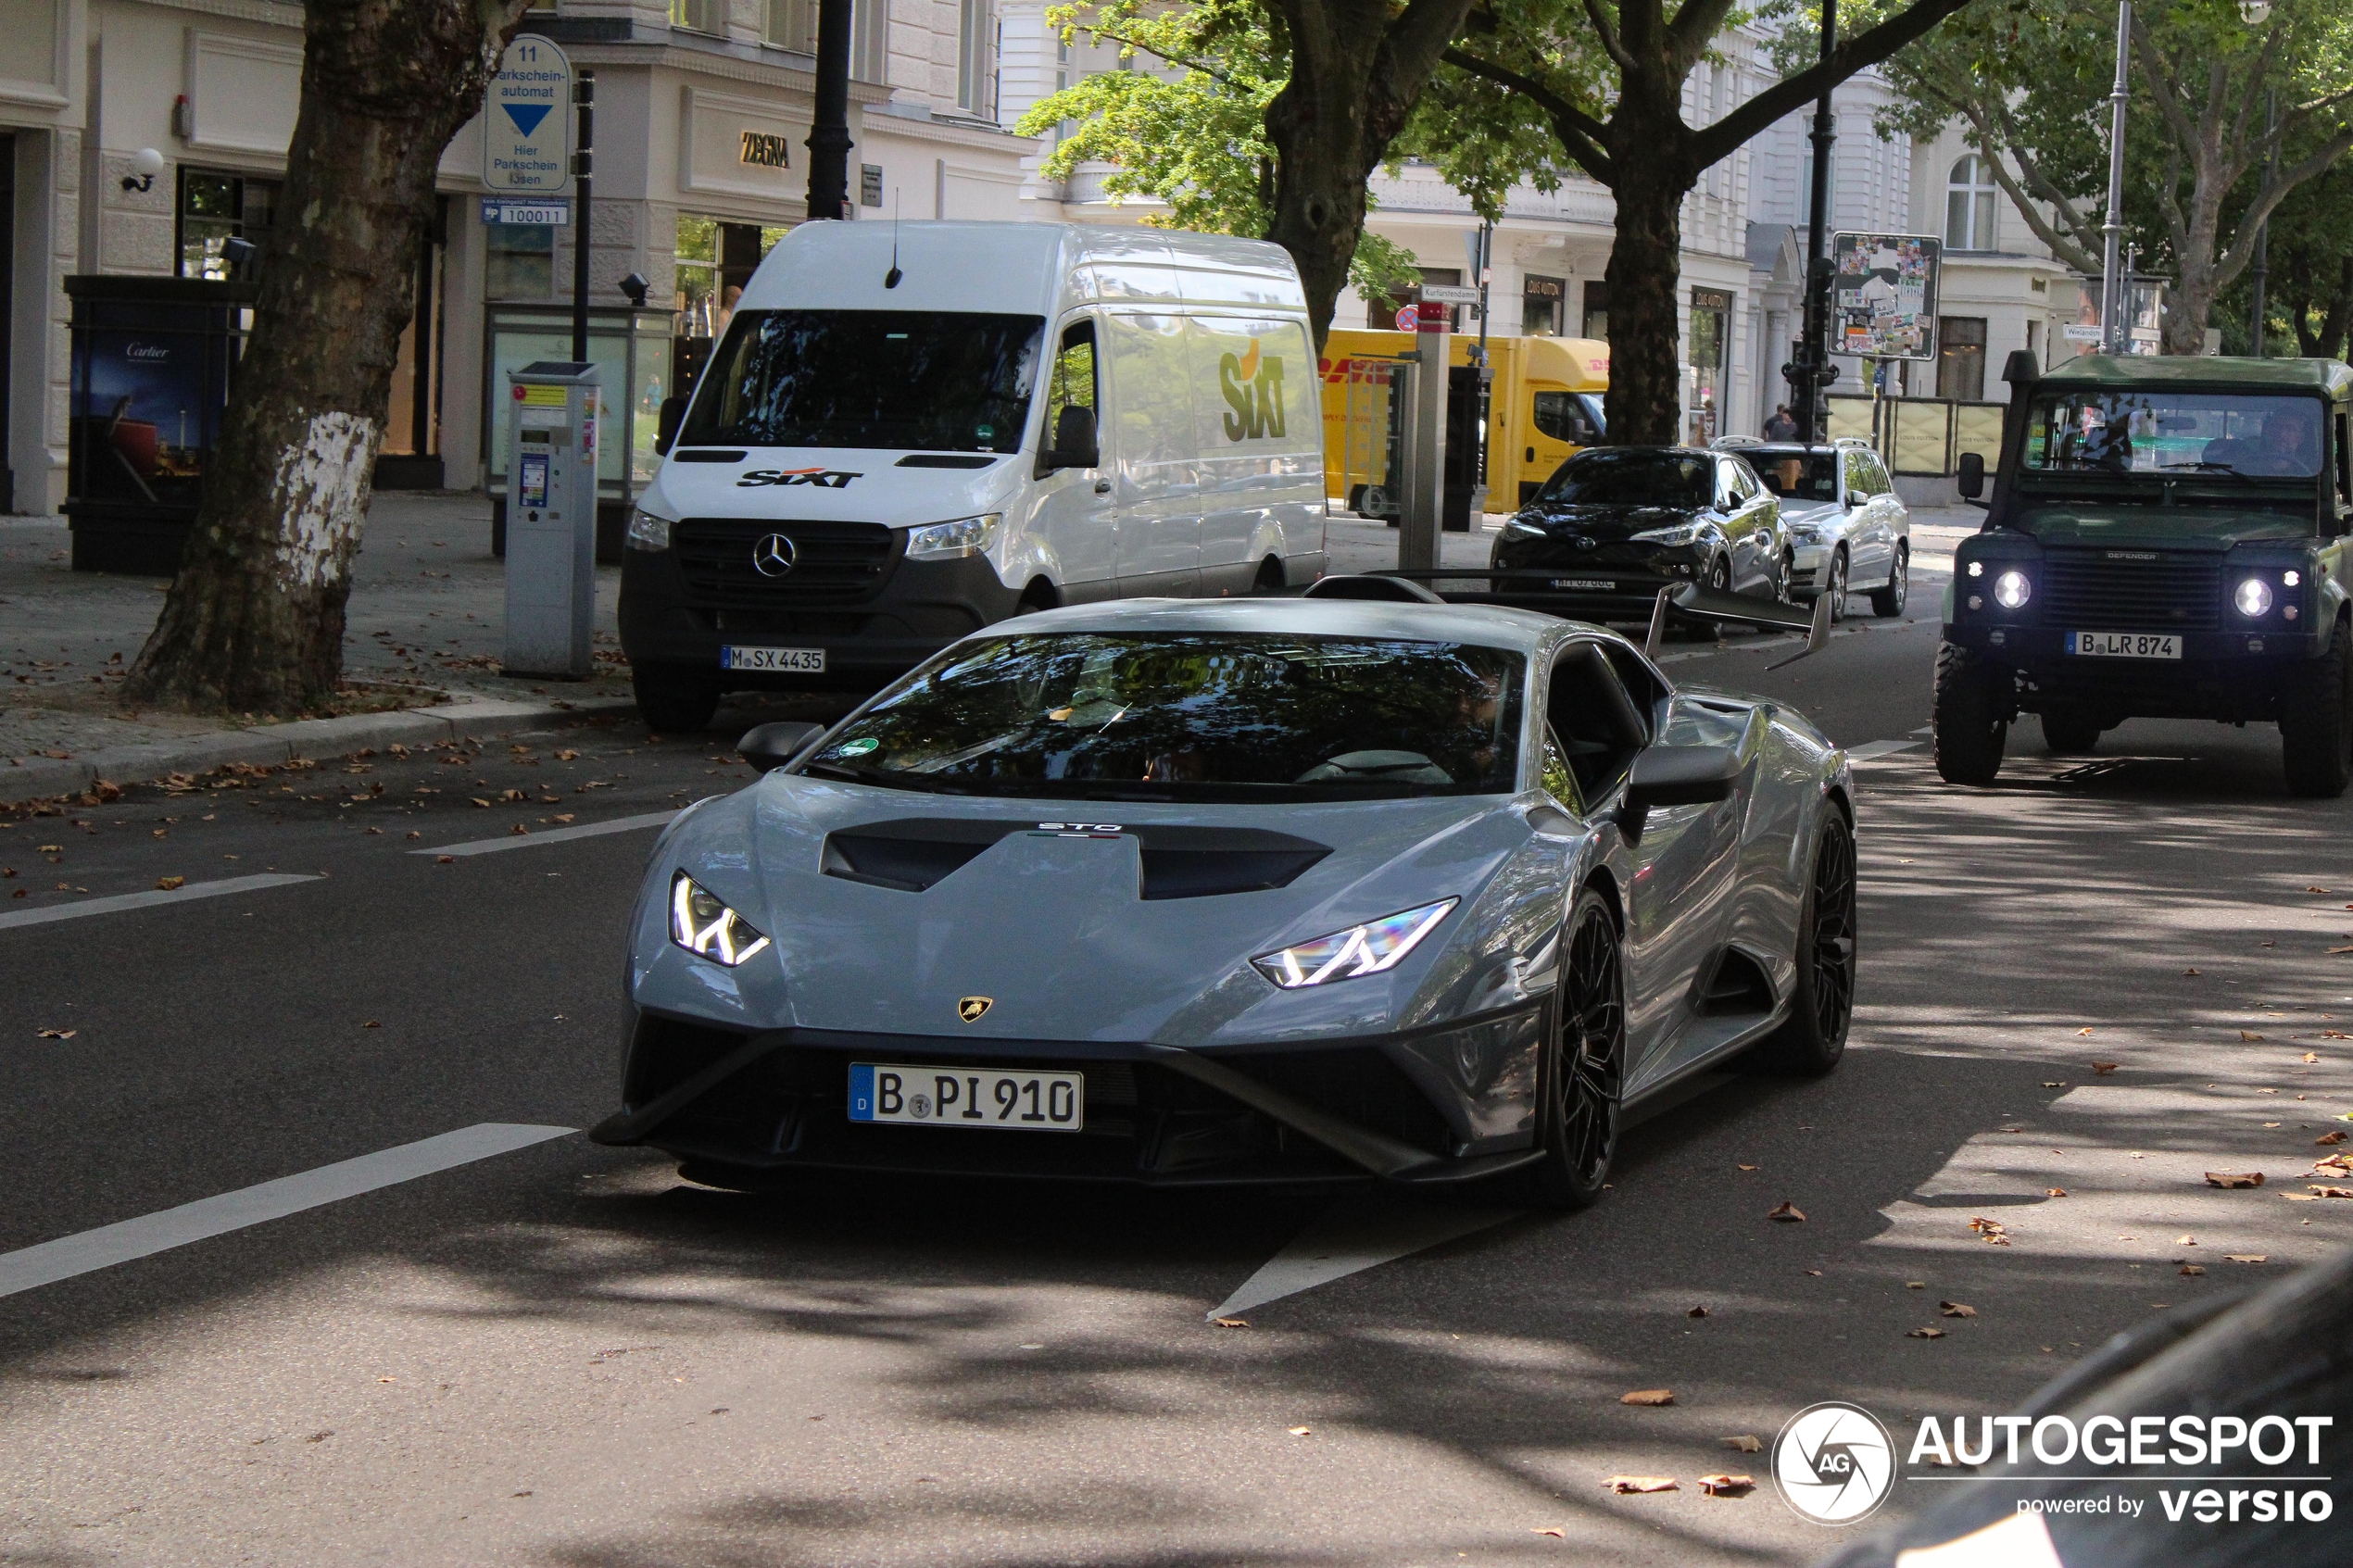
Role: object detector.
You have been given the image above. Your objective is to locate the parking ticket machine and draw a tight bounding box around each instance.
[503,360,600,678]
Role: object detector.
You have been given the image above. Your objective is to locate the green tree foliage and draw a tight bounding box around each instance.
[1869,0,2353,353]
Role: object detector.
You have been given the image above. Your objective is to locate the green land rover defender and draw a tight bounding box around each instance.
[1937,353,2353,797]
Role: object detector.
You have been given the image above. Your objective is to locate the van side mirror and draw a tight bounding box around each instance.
[655,395,689,457]
[1043,405,1100,472]
[738,721,824,772]
[1957,451,1986,500]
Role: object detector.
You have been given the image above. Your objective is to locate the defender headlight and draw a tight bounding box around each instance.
[1994,569,2032,609]
[625,508,673,551]
[2234,577,2274,617]
[1631,522,1705,546]
[670,872,770,966]
[905,513,1001,560]
[1252,898,1456,989]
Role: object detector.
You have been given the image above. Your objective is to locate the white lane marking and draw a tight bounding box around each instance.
[416,809,678,858]
[1912,725,1933,736]
[1848,739,1922,762]
[0,873,321,933]
[1207,1196,1516,1320]
[0,1123,574,1300]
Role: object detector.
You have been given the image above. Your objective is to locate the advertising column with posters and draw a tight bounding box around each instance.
[1831,232,1943,365]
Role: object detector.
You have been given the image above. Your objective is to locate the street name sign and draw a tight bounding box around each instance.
[1417,284,1482,306]
[483,36,573,194]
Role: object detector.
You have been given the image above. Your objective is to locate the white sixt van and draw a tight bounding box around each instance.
[619,220,1328,730]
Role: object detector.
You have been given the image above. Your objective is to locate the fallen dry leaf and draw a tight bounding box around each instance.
[2206,1171,2265,1188]
[434,855,457,865]
[1722,1435,1763,1453]
[2077,1027,2095,1036]
[1767,1201,1806,1223]
[1531,1527,1566,1538]
[554,749,580,761]
[34,1028,75,1040]
[1606,1476,1679,1495]
[1697,1474,1754,1497]
[2043,1080,2068,1088]
[2224,1254,2269,1264]
[2309,1185,2353,1198]
[2093,1061,2120,1074]
[2047,1187,2069,1198]
[1940,1301,1978,1318]
[1736,1162,1758,1171]
[1620,1389,1675,1407]
[1687,1306,1708,1318]
[509,824,529,836]
[470,797,491,809]
[2183,969,2202,976]
[2241,1032,2266,1042]
[2309,886,2334,894]
[2180,1264,2206,1275]
[552,813,575,824]
[2303,1053,2322,1064]
[154,875,183,891]
[1213,1318,1249,1329]
[2333,947,2353,956]
[2178,1235,2197,1245]
[1804,1268,1823,1276]
[1907,1326,1947,1339]
[1906,1281,1925,1289]
[1288,1426,1311,1436]
[2319,1132,2347,1146]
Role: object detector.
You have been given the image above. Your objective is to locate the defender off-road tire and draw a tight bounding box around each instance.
[2281,618,2353,798]
[1932,642,2007,785]
[1743,811,1856,1077]
[633,667,722,734]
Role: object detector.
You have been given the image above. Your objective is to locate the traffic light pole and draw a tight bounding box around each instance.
[807,0,853,220]
[1790,0,1838,441]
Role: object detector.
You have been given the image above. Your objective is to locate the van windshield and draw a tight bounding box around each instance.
[2024,391,2323,480]
[680,310,1045,454]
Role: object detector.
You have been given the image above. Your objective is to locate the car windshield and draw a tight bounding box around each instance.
[1749,451,1840,503]
[680,309,1044,454]
[2023,391,2322,479]
[1538,450,1713,507]
[798,633,1528,801]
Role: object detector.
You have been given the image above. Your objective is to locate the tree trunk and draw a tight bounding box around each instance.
[1597,142,1694,445]
[1264,0,1471,347]
[127,0,532,715]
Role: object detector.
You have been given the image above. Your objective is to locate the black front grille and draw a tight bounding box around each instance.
[2040,550,2221,631]
[674,518,898,609]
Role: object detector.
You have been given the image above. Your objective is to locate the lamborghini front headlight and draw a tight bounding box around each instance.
[669,872,771,966]
[1252,898,1456,989]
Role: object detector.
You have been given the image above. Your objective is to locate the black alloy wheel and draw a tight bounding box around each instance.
[2282,616,2353,798]
[1932,641,2008,785]
[2041,706,2103,755]
[633,667,722,734]
[1824,547,1849,623]
[1745,810,1856,1075]
[1515,888,1625,1210]
[1869,544,1908,617]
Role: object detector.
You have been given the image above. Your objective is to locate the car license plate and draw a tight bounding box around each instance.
[848,1062,1084,1131]
[720,645,826,672]
[2068,632,2181,659]
[1550,579,1616,591]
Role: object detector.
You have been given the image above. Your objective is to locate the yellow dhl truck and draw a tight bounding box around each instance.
[1318,332,1609,517]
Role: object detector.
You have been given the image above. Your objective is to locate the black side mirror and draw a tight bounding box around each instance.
[1044,405,1100,471]
[655,395,689,457]
[738,721,824,772]
[1622,745,1741,817]
[1957,451,1986,500]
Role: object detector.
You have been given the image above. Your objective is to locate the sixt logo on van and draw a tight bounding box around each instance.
[736,468,862,489]
[1218,338,1288,443]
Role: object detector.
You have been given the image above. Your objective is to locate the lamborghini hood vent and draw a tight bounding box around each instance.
[818,820,1329,898]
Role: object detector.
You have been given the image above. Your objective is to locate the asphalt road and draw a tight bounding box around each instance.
[5,555,2352,1567]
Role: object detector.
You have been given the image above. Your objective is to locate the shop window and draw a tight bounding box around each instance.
[1937,316,1987,401]
[382,201,447,465]
[1688,287,1731,445]
[1799,149,1833,227]
[176,169,278,281]
[485,223,553,300]
[763,0,888,80]
[1581,281,1607,342]
[1946,156,1998,251]
[674,214,792,404]
[1522,274,1564,337]
[672,0,729,37]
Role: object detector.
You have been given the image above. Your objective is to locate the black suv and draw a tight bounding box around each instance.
[1939,353,2353,796]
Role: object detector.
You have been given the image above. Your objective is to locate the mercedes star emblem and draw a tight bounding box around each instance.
[751,533,797,576]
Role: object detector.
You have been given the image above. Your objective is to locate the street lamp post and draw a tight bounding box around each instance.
[1792,0,1838,441]
[2098,1,2133,355]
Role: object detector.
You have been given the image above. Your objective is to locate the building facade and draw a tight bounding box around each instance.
[1,0,1033,519]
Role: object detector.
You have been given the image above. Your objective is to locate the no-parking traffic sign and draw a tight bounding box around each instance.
[482,36,573,194]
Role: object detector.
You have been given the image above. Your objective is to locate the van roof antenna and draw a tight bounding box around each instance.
[885,187,902,289]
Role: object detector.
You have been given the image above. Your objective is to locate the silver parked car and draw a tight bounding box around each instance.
[1716,439,1910,621]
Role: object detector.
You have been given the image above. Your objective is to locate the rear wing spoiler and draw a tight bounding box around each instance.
[1304,571,1833,669]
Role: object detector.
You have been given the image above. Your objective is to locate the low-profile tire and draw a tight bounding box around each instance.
[1869,544,1908,617]
[1744,811,1856,1076]
[1932,641,2007,785]
[1509,888,1624,1210]
[633,667,722,734]
[2281,617,2353,798]
[2040,706,2103,755]
[1823,548,1849,623]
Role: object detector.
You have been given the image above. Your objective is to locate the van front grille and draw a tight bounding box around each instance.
[674,519,898,608]
[2039,550,2221,632]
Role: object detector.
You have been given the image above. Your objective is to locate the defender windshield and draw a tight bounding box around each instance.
[680,309,1044,454]
[1538,450,1713,507]
[799,633,1528,801]
[2023,391,2322,479]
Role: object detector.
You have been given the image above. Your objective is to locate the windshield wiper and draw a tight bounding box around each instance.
[2158,460,2241,473]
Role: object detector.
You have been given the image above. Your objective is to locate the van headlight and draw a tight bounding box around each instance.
[670,872,770,966]
[625,508,673,551]
[1252,898,1456,988]
[906,513,1001,560]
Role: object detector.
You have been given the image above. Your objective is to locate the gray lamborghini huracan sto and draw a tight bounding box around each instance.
[590,595,1858,1206]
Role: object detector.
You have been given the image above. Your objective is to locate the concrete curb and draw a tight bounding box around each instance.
[0,695,639,808]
